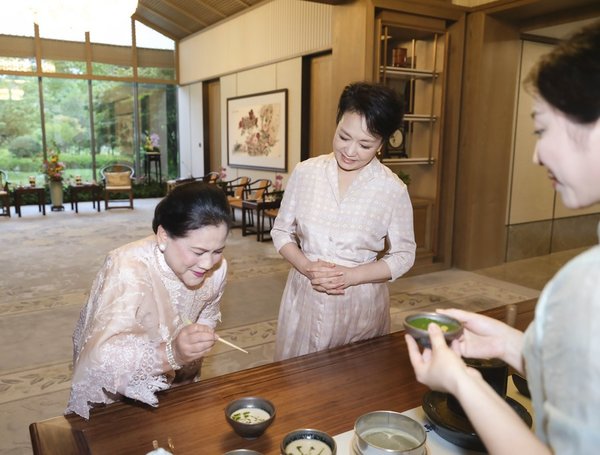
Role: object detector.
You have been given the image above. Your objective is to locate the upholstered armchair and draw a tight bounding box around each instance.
[101,163,134,209]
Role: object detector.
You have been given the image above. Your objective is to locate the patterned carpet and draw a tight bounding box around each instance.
[0,199,540,454]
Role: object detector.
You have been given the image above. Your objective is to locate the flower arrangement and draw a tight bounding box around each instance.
[42,151,66,182]
[144,132,160,153]
[274,173,283,192]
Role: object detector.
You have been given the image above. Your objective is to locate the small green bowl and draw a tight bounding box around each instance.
[403,312,463,348]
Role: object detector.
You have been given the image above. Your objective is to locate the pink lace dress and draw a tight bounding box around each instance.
[66,235,227,419]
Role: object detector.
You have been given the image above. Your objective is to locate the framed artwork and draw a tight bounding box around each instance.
[227,89,288,172]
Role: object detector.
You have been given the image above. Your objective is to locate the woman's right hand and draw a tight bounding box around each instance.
[171,323,217,365]
[304,259,345,295]
[438,309,525,371]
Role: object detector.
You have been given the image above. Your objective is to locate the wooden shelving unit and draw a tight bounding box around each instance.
[375,11,448,261]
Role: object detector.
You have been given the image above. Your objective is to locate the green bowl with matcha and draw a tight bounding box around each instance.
[403,312,463,348]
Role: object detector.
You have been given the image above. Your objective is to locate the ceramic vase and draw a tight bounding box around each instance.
[49,180,64,211]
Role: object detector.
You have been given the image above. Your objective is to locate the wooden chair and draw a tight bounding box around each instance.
[202,172,220,184]
[101,163,134,210]
[239,178,272,229]
[166,176,196,193]
[224,176,250,221]
[0,170,10,217]
[263,207,279,235]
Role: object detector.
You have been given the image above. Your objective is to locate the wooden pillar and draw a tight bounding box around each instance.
[331,0,375,98]
[452,12,521,270]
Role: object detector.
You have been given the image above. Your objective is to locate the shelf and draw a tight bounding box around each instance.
[379,66,437,79]
[404,114,437,122]
[382,157,436,165]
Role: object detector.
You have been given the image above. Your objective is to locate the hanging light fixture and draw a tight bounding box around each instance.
[22,0,138,36]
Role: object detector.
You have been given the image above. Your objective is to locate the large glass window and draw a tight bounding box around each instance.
[93,80,135,176]
[43,78,92,182]
[0,17,177,188]
[0,75,43,186]
[138,83,177,180]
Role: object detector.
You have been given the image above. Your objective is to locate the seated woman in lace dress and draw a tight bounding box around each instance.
[66,182,232,419]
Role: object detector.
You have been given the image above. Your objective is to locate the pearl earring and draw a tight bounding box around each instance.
[159,243,166,252]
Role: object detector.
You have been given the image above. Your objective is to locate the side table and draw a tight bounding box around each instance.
[14,186,46,217]
[144,152,161,182]
[69,183,102,213]
[241,199,281,241]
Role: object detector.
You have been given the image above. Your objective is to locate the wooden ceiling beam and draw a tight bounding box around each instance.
[137,3,198,33]
[132,13,181,41]
[191,0,228,19]
[230,0,252,8]
[162,0,216,24]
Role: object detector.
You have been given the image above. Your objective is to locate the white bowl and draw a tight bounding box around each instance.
[354,411,426,455]
[280,429,336,455]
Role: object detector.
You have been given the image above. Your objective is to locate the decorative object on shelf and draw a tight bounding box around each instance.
[227,89,288,172]
[28,175,36,187]
[75,175,82,185]
[42,150,65,211]
[392,46,408,67]
[387,125,408,157]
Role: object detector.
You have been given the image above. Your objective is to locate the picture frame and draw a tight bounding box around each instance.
[227,89,288,172]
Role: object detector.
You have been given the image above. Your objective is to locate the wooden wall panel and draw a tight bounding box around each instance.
[453,12,521,270]
[309,53,335,158]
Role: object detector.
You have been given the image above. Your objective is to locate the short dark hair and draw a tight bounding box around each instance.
[152,182,232,237]
[528,20,600,124]
[335,82,404,141]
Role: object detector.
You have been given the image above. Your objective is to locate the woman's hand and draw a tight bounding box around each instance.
[406,323,476,395]
[305,260,349,295]
[172,323,217,365]
[436,309,525,371]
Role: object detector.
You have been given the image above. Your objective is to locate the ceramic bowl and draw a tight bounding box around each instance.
[225,397,276,439]
[280,429,336,455]
[354,411,426,455]
[403,312,463,348]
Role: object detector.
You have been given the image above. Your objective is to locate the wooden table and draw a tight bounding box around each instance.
[29,300,537,455]
[14,186,46,217]
[69,183,102,213]
[241,199,281,241]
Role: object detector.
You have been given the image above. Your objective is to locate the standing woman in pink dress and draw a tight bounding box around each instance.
[271,82,416,360]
